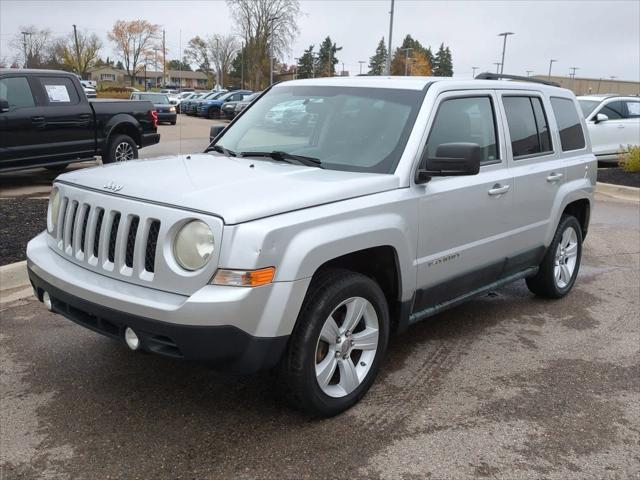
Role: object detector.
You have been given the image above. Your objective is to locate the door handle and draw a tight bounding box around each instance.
[617,125,625,129]
[31,116,45,123]
[78,113,91,119]
[546,172,564,182]
[488,184,510,196]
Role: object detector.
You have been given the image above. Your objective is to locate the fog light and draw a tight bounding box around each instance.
[124,327,140,351]
[42,291,52,311]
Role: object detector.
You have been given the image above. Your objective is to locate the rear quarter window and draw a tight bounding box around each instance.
[550,97,586,152]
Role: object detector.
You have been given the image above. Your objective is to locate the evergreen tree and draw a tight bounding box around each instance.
[115,60,124,70]
[433,43,453,76]
[390,34,432,76]
[296,45,316,79]
[316,36,342,77]
[368,37,387,75]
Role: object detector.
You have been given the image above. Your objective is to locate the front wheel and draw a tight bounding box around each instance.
[208,107,221,119]
[281,270,389,417]
[103,134,138,164]
[526,215,583,298]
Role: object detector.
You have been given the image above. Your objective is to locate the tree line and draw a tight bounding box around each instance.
[4,2,454,90]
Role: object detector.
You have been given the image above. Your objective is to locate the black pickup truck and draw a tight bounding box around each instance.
[0,69,160,172]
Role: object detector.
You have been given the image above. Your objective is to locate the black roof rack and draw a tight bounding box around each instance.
[475,72,561,87]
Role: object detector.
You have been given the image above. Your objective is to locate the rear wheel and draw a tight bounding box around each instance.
[103,134,138,164]
[281,270,389,417]
[526,215,583,298]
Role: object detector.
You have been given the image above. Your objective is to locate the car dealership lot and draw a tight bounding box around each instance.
[1,194,638,479]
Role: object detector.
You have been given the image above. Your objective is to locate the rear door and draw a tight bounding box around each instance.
[33,75,95,161]
[0,74,42,168]
[498,91,564,266]
[415,90,514,312]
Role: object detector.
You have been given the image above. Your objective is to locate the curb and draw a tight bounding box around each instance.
[0,261,32,304]
[596,182,640,203]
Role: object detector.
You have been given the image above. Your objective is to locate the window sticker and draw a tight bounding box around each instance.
[45,84,71,103]
[627,102,640,116]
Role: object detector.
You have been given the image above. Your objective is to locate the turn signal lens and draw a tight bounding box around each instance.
[212,267,276,287]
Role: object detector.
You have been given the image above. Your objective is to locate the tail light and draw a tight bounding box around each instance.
[150,110,158,128]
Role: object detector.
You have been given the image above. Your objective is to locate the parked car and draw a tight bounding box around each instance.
[80,79,97,89]
[129,92,177,125]
[79,79,97,98]
[577,95,640,163]
[196,90,252,119]
[176,91,204,113]
[0,69,160,172]
[233,91,261,117]
[27,75,595,416]
[182,90,225,116]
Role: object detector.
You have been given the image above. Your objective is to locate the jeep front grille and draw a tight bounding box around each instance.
[54,195,160,278]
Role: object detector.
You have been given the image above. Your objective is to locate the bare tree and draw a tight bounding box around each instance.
[10,26,52,68]
[55,30,102,77]
[209,34,240,88]
[184,36,211,72]
[108,20,160,86]
[227,0,301,89]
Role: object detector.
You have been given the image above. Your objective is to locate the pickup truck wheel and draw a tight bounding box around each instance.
[104,134,138,164]
[526,215,583,299]
[281,270,389,416]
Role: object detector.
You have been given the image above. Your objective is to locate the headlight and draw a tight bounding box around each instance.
[169,106,176,112]
[47,188,61,234]
[173,220,214,271]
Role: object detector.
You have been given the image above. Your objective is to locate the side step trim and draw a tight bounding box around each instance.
[408,266,539,325]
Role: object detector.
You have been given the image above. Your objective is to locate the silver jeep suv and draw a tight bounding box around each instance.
[27,75,596,416]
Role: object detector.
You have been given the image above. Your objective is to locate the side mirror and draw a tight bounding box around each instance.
[209,125,226,143]
[0,99,9,113]
[416,142,481,183]
[594,113,609,124]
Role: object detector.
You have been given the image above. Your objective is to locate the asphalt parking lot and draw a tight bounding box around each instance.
[1,193,638,479]
[0,114,220,199]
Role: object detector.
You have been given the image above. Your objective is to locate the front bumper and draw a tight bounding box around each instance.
[27,232,311,373]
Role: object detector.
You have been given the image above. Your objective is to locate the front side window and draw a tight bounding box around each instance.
[216,85,425,174]
[551,97,586,151]
[598,101,624,119]
[425,96,499,165]
[503,96,553,159]
[38,77,80,105]
[578,99,600,117]
[0,76,35,109]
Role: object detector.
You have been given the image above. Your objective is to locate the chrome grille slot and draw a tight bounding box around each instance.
[107,213,121,264]
[145,220,160,273]
[63,200,77,253]
[80,206,90,253]
[125,216,139,268]
[93,209,104,258]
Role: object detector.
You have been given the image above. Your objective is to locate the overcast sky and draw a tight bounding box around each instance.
[1,0,638,81]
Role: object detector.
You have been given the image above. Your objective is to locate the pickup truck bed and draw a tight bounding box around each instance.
[0,69,160,172]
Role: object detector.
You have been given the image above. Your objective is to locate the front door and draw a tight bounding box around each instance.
[414,91,513,313]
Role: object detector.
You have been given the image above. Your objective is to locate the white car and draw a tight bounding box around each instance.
[578,95,640,163]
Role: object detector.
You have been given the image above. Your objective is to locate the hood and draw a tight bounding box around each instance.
[58,154,399,224]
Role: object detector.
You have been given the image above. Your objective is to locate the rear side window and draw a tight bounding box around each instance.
[0,76,35,109]
[503,96,553,159]
[551,97,586,151]
[425,96,499,165]
[38,77,80,105]
[624,100,640,118]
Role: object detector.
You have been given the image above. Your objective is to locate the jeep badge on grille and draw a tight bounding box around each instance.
[103,181,123,192]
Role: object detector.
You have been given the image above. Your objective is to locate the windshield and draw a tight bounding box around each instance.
[578,99,600,117]
[214,85,425,174]
[136,94,169,103]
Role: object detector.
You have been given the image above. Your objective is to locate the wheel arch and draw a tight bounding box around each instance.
[103,116,142,151]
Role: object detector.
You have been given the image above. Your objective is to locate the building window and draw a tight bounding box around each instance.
[100,73,116,81]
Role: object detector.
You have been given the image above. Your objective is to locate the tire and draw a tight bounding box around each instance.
[170,120,176,125]
[280,269,390,417]
[526,215,583,299]
[45,163,69,174]
[208,107,221,119]
[103,134,138,164]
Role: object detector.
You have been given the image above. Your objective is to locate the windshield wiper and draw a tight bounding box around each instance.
[208,144,237,157]
[238,151,323,168]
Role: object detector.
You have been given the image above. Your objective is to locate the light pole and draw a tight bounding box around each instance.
[569,66,579,92]
[472,66,479,78]
[293,57,299,80]
[494,62,502,74]
[609,76,618,93]
[20,31,32,68]
[385,0,395,75]
[358,60,366,75]
[402,47,413,76]
[526,70,533,77]
[269,15,281,85]
[548,59,557,81]
[497,32,514,75]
